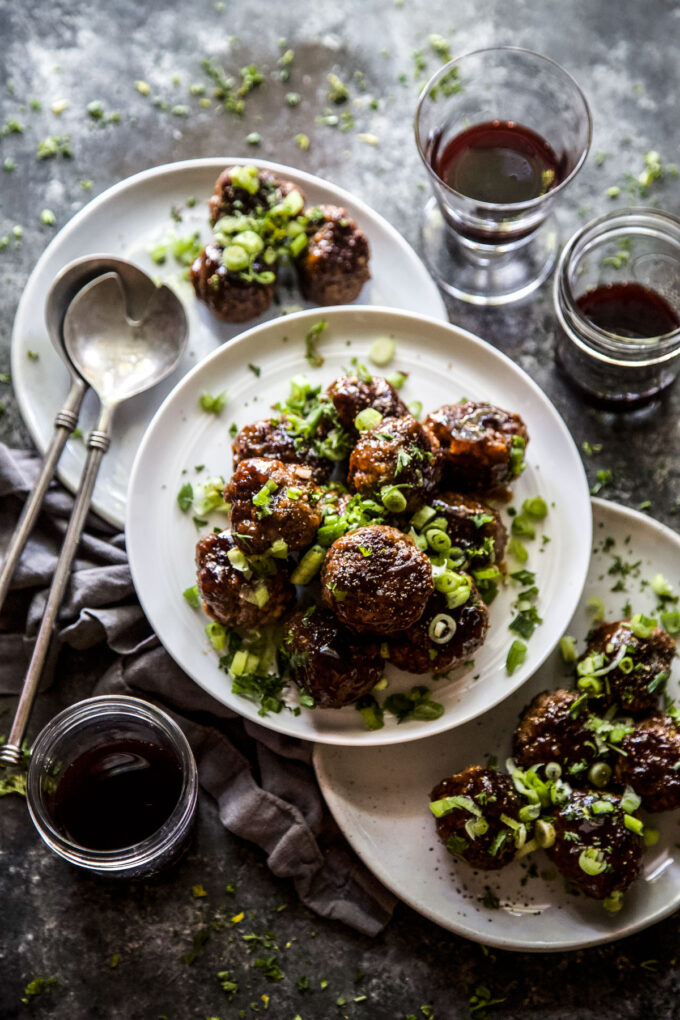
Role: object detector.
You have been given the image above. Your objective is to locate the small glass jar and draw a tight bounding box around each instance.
[26,695,198,877]
[554,208,680,408]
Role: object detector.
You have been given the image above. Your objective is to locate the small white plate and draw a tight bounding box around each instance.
[127,305,590,746]
[314,498,680,949]
[11,157,446,529]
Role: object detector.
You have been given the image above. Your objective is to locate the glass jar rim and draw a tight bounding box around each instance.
[555,207,680,367]
[26,694,198,872]
[414,45,593,213]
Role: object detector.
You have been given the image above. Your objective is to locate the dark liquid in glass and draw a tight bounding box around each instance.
[576,282,680,338]
[52,739,183,850]
[432,120,564,204]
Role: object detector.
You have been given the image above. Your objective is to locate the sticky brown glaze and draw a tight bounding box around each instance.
[614,716,680,812]
[190,242,275,322]
[425,401,528,497]
[347,415,442,514]
[320,524,433,634]
[284,607,383,708]
[579,620,676,715]
[208,167,304,225]
[295,204,370,305]
[232,416,333,483]
[546,790,643,899]
[387,585,488,674]
[196,531,294,631]
[513,689,602,779]
[430,492,507,568]
[326,375,408,437]
[226,458,322,555]
[430,766,522,871]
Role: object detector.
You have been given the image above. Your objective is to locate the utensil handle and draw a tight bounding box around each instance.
[0,380,86,614]
[0,418,111,768]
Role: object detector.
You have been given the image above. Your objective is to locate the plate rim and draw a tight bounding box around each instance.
[11,155,447,528]
[313,496,680,950]
[126,302,592,747]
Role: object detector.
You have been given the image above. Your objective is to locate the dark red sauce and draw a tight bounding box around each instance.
[577,282,680,338]
[431,120,565,204]
[52,739,183,850]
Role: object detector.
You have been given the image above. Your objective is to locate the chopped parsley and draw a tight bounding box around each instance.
[177,482,193,512]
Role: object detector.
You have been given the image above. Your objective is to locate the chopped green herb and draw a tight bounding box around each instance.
[177,482,193,512]
[304,319,327,367]
[590,469,613,495]
[254,955,284,982]
[21,977,58,1005]
[217,970,239,999]
[248,363,261,377]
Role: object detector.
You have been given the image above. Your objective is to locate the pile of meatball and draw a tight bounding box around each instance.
[195,370,529,711]
[190,165,371,322]
[431,617,678,910]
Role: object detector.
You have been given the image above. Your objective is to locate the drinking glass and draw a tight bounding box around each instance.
[415,46,592,305]
[554,208,680,408]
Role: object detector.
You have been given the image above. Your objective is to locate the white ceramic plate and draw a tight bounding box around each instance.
[11,157,446,529]
[127,305,590,746]
[314,498,680,949]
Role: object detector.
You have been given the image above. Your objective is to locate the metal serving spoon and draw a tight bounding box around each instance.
[0,272,187,767]
[0,256,156,615]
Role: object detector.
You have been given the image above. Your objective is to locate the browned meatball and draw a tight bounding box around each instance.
[190,242,275,322]
[295,204,370,305]
[425,401,529,497]
[348,415,441,514]
[196,531,294,631]
[226,458,322,555]
[546,790,643,900]
[232,416,333,483]
[430,766,523,871]
[614,716,680,812]
[387,585,488,674]
[579,620,675,715]
[429,492,507,568]
[513,689,603,779]
[321,525,433,634]
[284,608,383,708]
[326,375,408,437]
[208,166,304,225]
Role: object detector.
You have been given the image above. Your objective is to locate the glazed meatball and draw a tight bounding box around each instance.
[196,531,294,631]
[295,204,370,305]
[321,525,433,634]
[208,166,304,225]
[579,620,675,715]
[326,375,408,437]
[387,586,488,674]
[430,766,523,871]
[226,458,322,555]
[614,715,680,813]
[513,689,603,779]
[425,401,529,496]
[190,242,275,322]
[348,415,441,514]
[429,492,507,568]
[232,416,333,483]
[285,608,384,708]
[546,790,643,900]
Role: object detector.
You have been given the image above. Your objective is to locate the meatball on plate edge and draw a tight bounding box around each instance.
[314,500,680,949]
[127,305,591,746]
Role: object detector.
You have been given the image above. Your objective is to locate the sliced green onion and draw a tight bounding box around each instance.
[591,799,615,815]
[588,762,612,788]
[386,371,407,390]
[559,635,578,662]
[270,538,288,559]
[229,164,260,193]
[424,528,451,554]
[618,656,634,674]
[205,621,227,651]
[183,584,201,608]
[356,695,384,731]
[223,244,250,272]
[434,570,458,594]
[545,762,562,781]
[243,583,270,608]
[427,613,457,645]
[624,814,643,836]
[354,407,383,431]
[586,595,605,622]
[289,231,308,257]
[518,803,541,822]
[535,820,556,849]
[410,504,436,531]
[380,486,407,513]
[227,547,251,575]
[522,496,548,519]
[651,573,674,598]
[465,816,489,840]
[630,613,657,639]
[291,545,325,585]
[515,836,538,859]
[643,827,659,847]
[603,891,624,913]
[282,188,304,216]
[579,847,607,876]
[317,521,348,546]
[368,336,396,367]
[409,400,423,420]
[577,675,603,695]
[232,229,264,255]
[620,785,642,814]
[429,794,480,818]
[506,639,527,675]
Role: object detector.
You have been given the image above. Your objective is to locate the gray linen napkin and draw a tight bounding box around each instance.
[0,443,396,935]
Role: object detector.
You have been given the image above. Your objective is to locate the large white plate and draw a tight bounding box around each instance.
[314,499,680,948]
[127,305,590,746]
[11,157,447,529]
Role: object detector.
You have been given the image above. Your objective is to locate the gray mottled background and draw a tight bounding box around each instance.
[1,1,679,1018]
